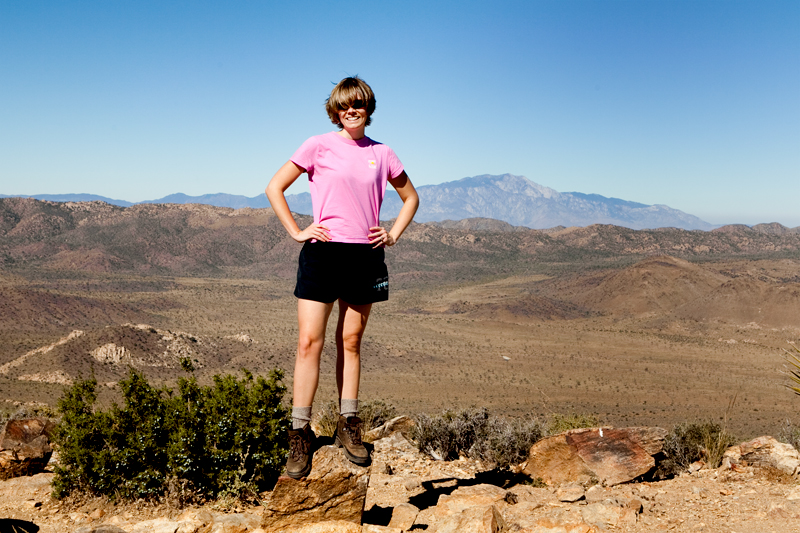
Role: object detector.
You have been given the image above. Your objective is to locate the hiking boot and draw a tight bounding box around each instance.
[335,415,371,466]
[286,423,315,479]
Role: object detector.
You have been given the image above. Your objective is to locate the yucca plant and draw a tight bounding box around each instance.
[784,342,800,396]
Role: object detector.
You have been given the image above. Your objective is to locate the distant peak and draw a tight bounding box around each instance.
[442,173,559,199]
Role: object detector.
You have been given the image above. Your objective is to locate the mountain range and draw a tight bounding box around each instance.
[2,174,716,230]
[1,197,798,283]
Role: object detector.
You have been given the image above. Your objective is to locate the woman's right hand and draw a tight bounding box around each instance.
[294,223,332,243]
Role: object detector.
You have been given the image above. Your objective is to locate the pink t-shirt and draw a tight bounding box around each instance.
[291,132,404,244]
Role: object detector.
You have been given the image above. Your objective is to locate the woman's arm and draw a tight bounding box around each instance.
[369,171,419,247]
[266,161,331,242]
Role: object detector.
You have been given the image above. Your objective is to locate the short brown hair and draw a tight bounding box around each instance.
[325,76,376,128]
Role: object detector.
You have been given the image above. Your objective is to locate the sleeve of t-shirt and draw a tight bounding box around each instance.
[290,136,319,174]
[385,147,404,179]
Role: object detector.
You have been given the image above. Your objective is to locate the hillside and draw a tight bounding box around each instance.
[2,198,799,283]
[0,323,293,386]
[569,256,729,316]
[2,198,800,437]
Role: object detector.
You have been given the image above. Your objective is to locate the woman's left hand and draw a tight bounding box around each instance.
[369,226,396,248]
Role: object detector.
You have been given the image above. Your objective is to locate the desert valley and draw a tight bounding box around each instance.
[1,197,799,439]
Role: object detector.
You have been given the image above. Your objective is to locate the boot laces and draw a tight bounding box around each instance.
[344,418,363,445]
[289,432,309,460]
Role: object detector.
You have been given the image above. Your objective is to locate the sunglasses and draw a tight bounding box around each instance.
[339,100,366,111]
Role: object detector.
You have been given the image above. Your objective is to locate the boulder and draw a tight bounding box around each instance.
[430,504,504,533]
[372,430,417,454]
[722,436,800,476]
[261,445,370,532]
[365,415,416,442]
[520,427,666,487]
[388,502,420,530]
[433,483,509,519]
[0,417,56,480]
[557,483,585,502]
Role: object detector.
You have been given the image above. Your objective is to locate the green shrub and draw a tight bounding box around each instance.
[313,399,397,441]
[653,421,737,479]
[413,407,543,468]
[52,369,290,502]
[546,413,600,435]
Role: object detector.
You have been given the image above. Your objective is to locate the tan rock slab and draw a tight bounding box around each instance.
[208,513,261,533]
[433,483,508,518]
[261,445,370,532]
[388,502,419,530]
[431,504,504,533]
[502,502,597,533]
[557,483,585,502]
[362,526,403,533]
[292,521,362,533]
[506,484,555,506]
[373,431,417,454]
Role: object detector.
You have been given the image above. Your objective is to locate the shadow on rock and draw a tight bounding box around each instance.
[361,504,394,526]
[0,519,39,533]
[408,468,528,511]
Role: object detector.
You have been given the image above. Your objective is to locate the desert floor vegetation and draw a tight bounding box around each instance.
[0,255,798,441]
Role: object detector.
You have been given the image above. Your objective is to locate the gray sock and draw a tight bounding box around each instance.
[340,398,359,419]
[292,406,312,430]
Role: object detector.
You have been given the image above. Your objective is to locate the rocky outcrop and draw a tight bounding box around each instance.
[5,428,800,532]
[722,435,800,476]
[520,427,667,487]
[260,445,371,532]
[0,418,55,480]
[364,415,415,442]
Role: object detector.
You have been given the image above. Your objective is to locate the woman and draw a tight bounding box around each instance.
[266,76,419,478]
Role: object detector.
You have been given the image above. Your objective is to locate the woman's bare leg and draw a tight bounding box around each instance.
[293,298,334,408]
[335,300,372,401]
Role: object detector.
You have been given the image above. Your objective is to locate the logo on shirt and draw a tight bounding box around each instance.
[368,159,377,169]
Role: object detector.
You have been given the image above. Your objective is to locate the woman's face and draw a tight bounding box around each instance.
[338,103,368,132]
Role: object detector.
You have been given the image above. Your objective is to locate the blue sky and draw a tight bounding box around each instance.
[1,1,798,226]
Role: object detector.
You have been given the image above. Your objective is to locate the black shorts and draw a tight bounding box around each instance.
[294,242,389,305]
